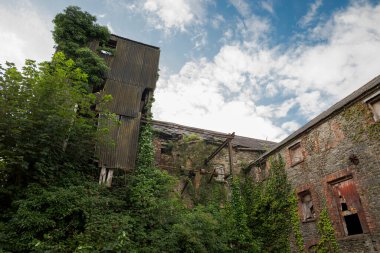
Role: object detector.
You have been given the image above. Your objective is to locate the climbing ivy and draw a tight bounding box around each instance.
[342,102,380,142]
[316,208,340,253]
[289,192,305,253]
[241,155,292,253]
[53,6,111,91]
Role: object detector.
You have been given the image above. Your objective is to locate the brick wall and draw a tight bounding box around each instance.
[258,100,380,252]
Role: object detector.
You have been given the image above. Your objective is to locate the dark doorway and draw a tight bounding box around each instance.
[344,213,363,235]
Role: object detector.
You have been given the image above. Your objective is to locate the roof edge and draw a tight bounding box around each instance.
[248,74,380,167]
[111,34,160,50]
[146,119,276,149]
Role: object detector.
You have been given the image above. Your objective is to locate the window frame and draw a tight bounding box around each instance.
[288,142,304,166]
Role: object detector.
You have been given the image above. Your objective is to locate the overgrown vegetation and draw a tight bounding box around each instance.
[53,5,110,91]
[316,208,340,253]
[342,102,380,142]
[0,5,342,253]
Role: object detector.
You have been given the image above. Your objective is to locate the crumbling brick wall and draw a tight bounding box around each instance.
[254,100,380,252]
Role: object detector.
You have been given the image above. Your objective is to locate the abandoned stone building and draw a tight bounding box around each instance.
[248,76,380,252]
[93,34,380,252]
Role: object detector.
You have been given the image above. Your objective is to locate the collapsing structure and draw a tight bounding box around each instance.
[90,34,160,185]
[92,34,380,252]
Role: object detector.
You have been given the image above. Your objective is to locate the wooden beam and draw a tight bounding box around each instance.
[204,132,235,165]
[208,168,216,183]
[228,139,233,178]
[181,180,189,195]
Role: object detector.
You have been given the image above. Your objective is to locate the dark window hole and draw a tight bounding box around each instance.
[344,213,363,235]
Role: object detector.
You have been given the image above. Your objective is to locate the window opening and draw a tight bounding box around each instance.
[299,190,315,221]
[331,178,368,236]
[160,143,172,155]
[344,213,363,235]
[106,39,117,49]
[140,88,151,114]
[289,142,303,165]
[214,165,225,182]
[368,98,380,122]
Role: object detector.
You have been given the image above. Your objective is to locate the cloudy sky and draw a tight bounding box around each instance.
[1,0,380,141]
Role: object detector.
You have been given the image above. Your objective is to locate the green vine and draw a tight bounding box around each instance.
[289,192,305,252]
[342,103,380,142]
[316,208,340,253]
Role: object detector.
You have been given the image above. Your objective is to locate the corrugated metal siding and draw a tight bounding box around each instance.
[95,35,159,170]
[97,114,141,170]
[141,46,160,89]
[102,79,144,117]
[105,36,160,89]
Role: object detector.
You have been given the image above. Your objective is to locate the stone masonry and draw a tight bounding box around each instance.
[249,76,380,252]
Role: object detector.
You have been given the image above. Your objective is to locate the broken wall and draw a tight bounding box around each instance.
[252,99,380,252]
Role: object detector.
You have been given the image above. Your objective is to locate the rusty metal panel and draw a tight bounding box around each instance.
[97,114,141,170]
[332,179,369,233]
[115,115,141,170]
[107,39,144,86]
[96,115,118,168]
[102,79,144,117]
[102,36,160,89]
[141,46,160,89]
[93,35,159,171]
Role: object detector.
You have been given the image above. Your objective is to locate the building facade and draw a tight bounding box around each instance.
[249,76,380,252]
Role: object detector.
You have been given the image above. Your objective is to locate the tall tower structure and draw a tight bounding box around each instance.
[90,34,160,185]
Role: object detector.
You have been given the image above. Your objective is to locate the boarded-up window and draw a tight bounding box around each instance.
[330,177,368,236]
[299,190,315,221]
[289,142,303,165]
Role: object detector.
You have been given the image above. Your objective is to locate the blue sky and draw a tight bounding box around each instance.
[1,0,380,141]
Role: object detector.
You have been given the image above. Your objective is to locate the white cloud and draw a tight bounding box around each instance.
[229,0,251,17]
[154,1,380,142]
[211,14,225,29]
[0,1,54,68]
[261,1,274,15]
[281,121,300,133]
[107,22,114,33]
[191,29,208,49]
[299,0,323,27]
[141,0,211,32]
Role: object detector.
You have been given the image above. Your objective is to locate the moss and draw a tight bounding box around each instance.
[342,103,380,142]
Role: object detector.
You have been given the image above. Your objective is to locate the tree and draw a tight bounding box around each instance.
[0,54,100,190]
[242,155,292,252]
[53,6,110,91]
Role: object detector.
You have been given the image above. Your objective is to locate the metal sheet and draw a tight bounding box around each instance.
[332,179,369,233]
[105,36,160,89]
[93,35,160,171]
[102,80,144,117]
[97,114,141,170]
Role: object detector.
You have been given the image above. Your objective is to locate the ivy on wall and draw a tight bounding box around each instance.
[342,102,380,142]
[289,192,305,253]
[316,208,340,253]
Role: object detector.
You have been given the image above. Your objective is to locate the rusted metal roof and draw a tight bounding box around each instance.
[147,119,277,150]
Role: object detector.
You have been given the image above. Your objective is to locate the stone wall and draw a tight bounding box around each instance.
[252,100,380,252]
[152,127,264,206]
